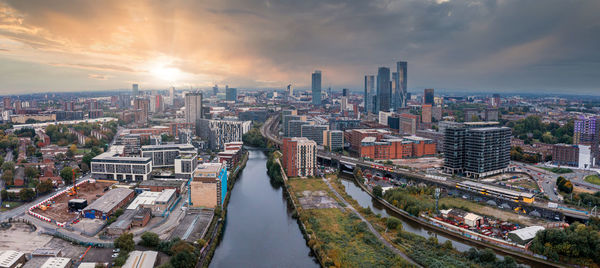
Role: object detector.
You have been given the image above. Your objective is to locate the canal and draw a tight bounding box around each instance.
[210,150,318,268]
[338,173,541,267]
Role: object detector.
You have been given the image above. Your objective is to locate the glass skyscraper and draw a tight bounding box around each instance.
[312,70,322,105]
[376,67,391,112]
[364,75,374,114]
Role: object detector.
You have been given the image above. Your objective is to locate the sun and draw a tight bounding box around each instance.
[151,64,183,82]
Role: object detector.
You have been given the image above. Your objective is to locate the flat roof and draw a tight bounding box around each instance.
[141,144,195,151]
[84,188,134,213]
[127,191,161,210]
[122,251,158,268]
[155,189,176,203]
[138,179,185,188]
[92,151,151,163]
[193,163,224,178]
[361,137,376,143]
[0,250,25,267]
[40,257,71,268]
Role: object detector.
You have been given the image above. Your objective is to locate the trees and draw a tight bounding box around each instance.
[373,186,383,198]
[24,166,39,179]
[1,170,14,185]
[19,188,35,201]
[60,167,77,185]
[556,176,573,193]
[530,222,600,263]
[36,180,53,194]
[2,161,14,172]
[385,217,402,230]
[114,233,135,252]
[140,232,160,248]
[169,251,195,268]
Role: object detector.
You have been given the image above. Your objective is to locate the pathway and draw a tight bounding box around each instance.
[320,175,422,268]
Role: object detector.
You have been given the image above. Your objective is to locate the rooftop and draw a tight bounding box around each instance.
[138,179,186,188]
[127,191,161,210]
[84,188,134,213]
[40,257,71,268]
[0,250,25,268]
[509,226,545,241]
[122,251,158,268]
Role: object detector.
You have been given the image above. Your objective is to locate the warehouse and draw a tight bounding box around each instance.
[40,257,71,268]
[127,189,176,216]
[83,188,135,220]
[508,226,545,245]
[122,251,158,268]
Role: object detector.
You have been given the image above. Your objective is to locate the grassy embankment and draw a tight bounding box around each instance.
[584,175,600,186]
[288,177,413,268]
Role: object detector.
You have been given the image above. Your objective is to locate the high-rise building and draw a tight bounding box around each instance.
[421,104,432,123]
[169,87,175,105]
[491,93,501,108]
[282,137,317,177]
[312,70,322,105]
[150,94,164,113]
[213,84,218,96]
[132,84,139,97]
[397,61,408,108]
[185,93,203,129]
[287,84,294,97]
[133,98,149,125]
[443,123,511,178]
[376,67,391,112]
[197,119,251,150]
[391,72,399,110]
[574,115,600,166]
[423,88,434,105]
[3,97,11,110]
[323,130,344,152]
[191,163,227,208]
[342,88,349,97]
[226,87,237,102]
[301,124,329,145]
[364,75,375,114]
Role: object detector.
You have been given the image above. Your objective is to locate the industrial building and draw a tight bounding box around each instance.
[122,251,158,268]
[127,189,177,216]
[91,150,152,181]
[83,188,135,220]
[0,250,26,268]
[507,226,545,245]
[137,179,186,195]
[40,257,71,268]
[190,163,228,208]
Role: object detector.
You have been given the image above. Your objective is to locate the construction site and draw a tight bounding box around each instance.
[30,180,115,223]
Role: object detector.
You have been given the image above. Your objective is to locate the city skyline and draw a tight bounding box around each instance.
[0,0,599,95]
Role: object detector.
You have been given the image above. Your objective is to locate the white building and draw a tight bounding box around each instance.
[197,119,251,150]
[91,151,152,181]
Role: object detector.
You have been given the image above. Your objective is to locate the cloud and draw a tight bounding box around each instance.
[88,73,112,80]
[0,0,598,94]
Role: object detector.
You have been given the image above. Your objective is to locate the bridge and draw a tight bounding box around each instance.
[260,116,593,222]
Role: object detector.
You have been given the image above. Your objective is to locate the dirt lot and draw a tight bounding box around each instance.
[0,222,53,252]
[298,190,340,209]
[440,197,551,226]
[31,180,115,223]
[392,157,443,169]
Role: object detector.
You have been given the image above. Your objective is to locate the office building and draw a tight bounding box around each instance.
[226,87,238,102]
[288,120,310,138]
[422,104,432,123]
[342,88,349,97]
[132,84,139,97]
[312,70,322,105]
[323,130,344,152]
[491,93,501,108]
[376,67,391,112]
[378,111,393,126]
[91,150,152,181]
[423,88,434,105]
[141,144,196,168]
[197,119,251,150]
[191,163,227,207]
[178,128,193,144]
[282,137,317,177]
[399,113,418,135]
[133,98,149,125]
[329,117,361,131]
[443,123,511,178]
[397,61,408,108]
[364,75,375,114]
[212,85,218,96]
[301,124,329,145]
[282,114,302,137]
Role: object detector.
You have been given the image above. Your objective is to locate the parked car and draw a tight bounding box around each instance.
[112,248,120,253]
[112,253,119,258]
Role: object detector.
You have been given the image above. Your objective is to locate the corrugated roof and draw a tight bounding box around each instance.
[509,226,545,241]
[84,188,134,213]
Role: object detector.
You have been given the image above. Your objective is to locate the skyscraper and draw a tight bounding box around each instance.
[213,84,219,96]
[397,61,408,108]
[287,84,293,97]
[185,93,203,132]
[376,67,391,112]
[424,88,434,105]
[364,75,375,114]
[169,87,175,106]
[226,87,237,102]
[312,70,322,105]
[342,88,349,97]
[392,72,399,110]
[132,84,139,97]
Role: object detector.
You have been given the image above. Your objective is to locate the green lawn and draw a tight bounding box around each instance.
[584,175,600,186]
[0,201,24,211]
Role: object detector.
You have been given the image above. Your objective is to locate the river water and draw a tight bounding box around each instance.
[210,150,318,268]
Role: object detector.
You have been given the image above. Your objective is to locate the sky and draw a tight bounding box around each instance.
[0,0,599,95]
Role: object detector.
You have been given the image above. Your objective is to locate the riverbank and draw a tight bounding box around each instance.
[350,171,564,268]
[197,150,249,268]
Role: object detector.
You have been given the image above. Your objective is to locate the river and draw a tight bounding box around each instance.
[210,150,318,268]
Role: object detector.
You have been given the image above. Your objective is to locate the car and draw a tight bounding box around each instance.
[112,248,120,253]
[112,253,119,258]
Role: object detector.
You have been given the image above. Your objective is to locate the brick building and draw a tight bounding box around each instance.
[282,137,317,177]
